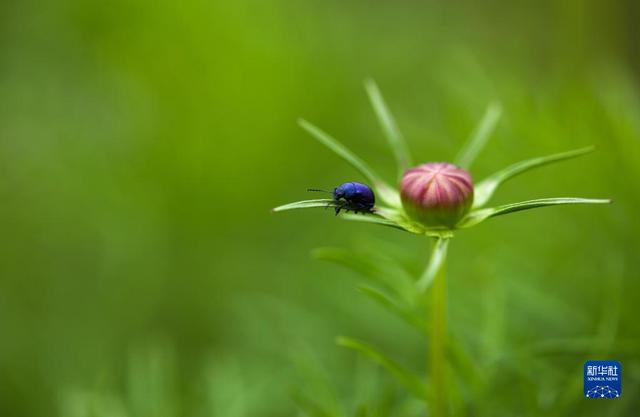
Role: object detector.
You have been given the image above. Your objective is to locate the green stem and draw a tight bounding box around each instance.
[429,237,449,417]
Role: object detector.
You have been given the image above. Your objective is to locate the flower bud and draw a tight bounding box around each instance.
[400,162,474,228]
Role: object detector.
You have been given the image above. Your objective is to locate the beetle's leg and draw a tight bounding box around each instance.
[335,205,341,215]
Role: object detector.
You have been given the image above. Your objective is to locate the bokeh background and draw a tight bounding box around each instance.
[1,0,639,416]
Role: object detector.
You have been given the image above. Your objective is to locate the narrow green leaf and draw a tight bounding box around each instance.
[273,200,409,231]
[292,347,346,417]
[473,146,595,208]
[458,197,612,228]
[298,119,400,207]
[446,339,484,398]
[357,285,426,333]
[374,207,431,235]
[340,212,407,231]
[336,337,428,401]
[454,102,502,169]
[312,247,415,303]
[364,79,412,175]
[272,199,334,212]
[415,238,449,293]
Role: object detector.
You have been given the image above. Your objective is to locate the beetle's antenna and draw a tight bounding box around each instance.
[307,188,331,194]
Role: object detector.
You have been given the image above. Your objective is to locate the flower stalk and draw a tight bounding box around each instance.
[428,237,449,417]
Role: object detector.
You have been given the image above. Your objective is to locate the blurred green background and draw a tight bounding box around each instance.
[1,0,639,416]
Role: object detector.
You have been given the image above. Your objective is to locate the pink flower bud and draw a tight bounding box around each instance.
[400,162,474,228]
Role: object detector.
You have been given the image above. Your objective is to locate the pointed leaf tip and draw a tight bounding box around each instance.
[298,118,379,183]
[297,118,401,207]
[473,145,597,208]
[272,199,335,213]
[459,197,611,228]
[364,78,412,175]
[455,102,502,169]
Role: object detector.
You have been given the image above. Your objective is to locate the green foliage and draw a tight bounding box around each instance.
[356,285,426,333]
[298,119,400,207]
[273,198,336,212]
[312,246,415,303]
[364,79,413,176]
[336,337,428,401]
[278,87,610,235]
[454,103,502,170]
[415,238,449,293]
[339,212,409,231]
[459,197,612,228]
[472,146,596,208]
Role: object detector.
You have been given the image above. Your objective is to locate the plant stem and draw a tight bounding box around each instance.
[429,237,449,417]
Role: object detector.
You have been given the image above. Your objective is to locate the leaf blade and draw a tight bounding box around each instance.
[415,238,449,293]
[336,337,428,401]
[312,247,415,303]
[374,207,431,235]
[454,102,502,169]
[272,199,335,212]
[357,285,427,333]
[473,146,595,208]
[298,119,400,207]
[364,79,412,175]
[340,213,407,231]
[458,197,612,228]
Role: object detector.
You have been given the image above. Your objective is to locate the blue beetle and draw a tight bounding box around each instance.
[309,182,376,215]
